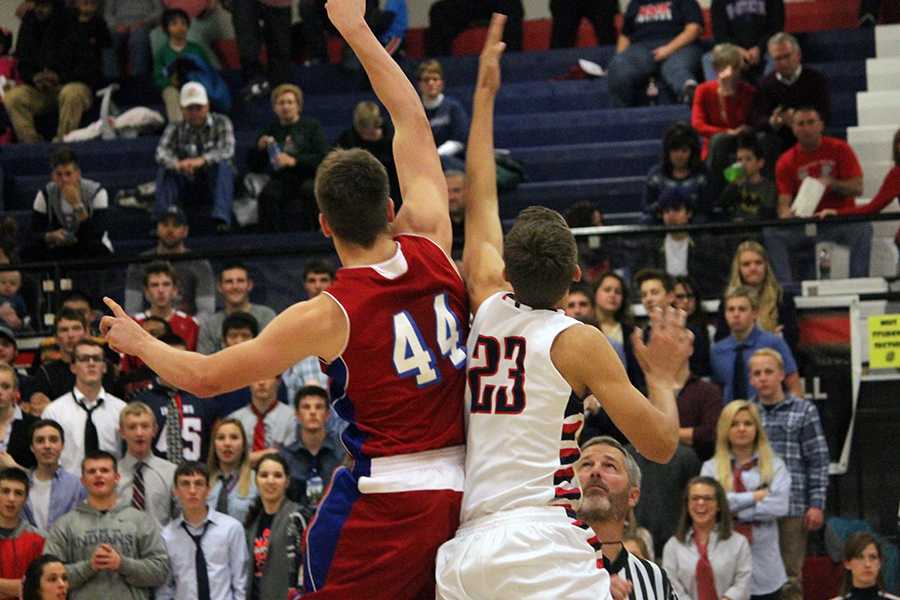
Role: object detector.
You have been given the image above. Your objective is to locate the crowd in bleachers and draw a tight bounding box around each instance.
[0,0,898,598]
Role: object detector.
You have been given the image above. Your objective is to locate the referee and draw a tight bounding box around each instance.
[577,436,677,600]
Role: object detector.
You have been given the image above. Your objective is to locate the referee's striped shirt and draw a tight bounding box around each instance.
[604,549,677,600]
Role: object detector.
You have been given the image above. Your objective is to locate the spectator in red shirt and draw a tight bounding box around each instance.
[763,106,870,282]
[0,467,45,599]
[134,260,199,350]
[691,43,756,203]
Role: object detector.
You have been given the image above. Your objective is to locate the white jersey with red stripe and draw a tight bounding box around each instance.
[460,291,585,524]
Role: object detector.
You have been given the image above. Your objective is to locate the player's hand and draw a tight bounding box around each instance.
[815,208,838,219]
[476,14,507,96]
[101,296,151,356]
[610,574,634,600]
[325,0,366,34]
[632,306,693,387]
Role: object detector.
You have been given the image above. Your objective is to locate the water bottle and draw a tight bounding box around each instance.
[646,78,659,106]
[723,161,744,183]
[267,140,281,170]
[818,245,832,280]
[306,468,323,504]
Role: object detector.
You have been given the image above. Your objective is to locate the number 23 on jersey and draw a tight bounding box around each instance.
[392,293,467,387]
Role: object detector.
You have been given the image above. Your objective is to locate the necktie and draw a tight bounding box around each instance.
[732,343,748,400]
[166,391,184,464]
[75,395,102,454]
[732,458,759,543]
[215,474,233,515]
[132,462,146,511]
[250,402,277,452]
[182,521,211,600]
[694,538,718,600]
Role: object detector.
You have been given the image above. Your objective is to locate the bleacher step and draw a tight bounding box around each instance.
[865,57,900,91]
[875,24,900,58]
[856,90,900,126]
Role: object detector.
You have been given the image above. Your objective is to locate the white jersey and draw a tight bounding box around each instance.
[460,291,584,523]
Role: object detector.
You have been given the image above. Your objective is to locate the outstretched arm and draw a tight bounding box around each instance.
[553,307,689,462]
[463,13,511,314]
[326,0,450,253]
[101,296,346,397]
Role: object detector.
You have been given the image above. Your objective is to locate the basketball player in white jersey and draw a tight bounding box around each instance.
[435,15,694,600]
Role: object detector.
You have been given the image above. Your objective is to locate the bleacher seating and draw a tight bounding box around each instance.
[0,27,880,254]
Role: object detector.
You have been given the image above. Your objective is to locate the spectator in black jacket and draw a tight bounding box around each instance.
[249,84,327,232]
[334,101,400,205]
[703,0,784,82]
[26,146,112,262]
[749,32,831,164]
[5,0,110,143]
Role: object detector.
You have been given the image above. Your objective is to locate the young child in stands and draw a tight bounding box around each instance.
[719,134,778,221]
[153,8,215,123]
[0,269,27,330]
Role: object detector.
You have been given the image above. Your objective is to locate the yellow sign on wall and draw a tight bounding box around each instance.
[868,314,900,368]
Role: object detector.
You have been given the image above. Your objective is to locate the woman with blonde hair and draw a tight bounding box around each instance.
[701,400,790,600]
[715,240,799,352]
[207,417,258,524]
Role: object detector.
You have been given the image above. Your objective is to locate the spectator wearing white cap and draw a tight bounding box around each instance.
[154,81,236,233]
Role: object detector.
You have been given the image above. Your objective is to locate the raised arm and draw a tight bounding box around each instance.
[325,0,450,253]
[463,14,510,313]
[553,307,691,462]
[101,295,346,397]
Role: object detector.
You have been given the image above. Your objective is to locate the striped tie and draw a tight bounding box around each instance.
[132,462,146,511]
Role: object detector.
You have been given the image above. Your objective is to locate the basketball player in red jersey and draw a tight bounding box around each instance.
[100,1,467,597]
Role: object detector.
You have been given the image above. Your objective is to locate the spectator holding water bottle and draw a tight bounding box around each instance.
[251,84,327,233]
[279,386,346,517]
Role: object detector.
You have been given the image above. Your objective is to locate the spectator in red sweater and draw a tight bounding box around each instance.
[764,106,870,282]
[692,43,756,205]
[0,467,46,599]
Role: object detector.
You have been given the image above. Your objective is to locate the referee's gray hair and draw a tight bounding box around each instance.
[768,32,800,52]
[579,435,642,489]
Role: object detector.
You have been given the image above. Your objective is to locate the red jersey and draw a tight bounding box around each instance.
[135,310,199,350]
[776,136,863,212]
[322,234,468,463]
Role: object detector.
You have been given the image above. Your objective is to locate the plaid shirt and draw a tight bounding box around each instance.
[155,112,235,169]
[752,394,829,516]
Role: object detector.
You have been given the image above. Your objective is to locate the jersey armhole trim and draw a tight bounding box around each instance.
[319,291,351,364]
[396,232,464,285]
[548,320,585,394]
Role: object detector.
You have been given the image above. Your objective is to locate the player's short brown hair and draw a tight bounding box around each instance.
[315,148,390,248]
[503,206,577,309]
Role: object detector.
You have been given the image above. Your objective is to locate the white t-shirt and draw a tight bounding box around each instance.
[30,477,52,531]
[664,234,689,277]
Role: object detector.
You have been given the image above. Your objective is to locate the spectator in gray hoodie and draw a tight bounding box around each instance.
[44,450,170,600]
